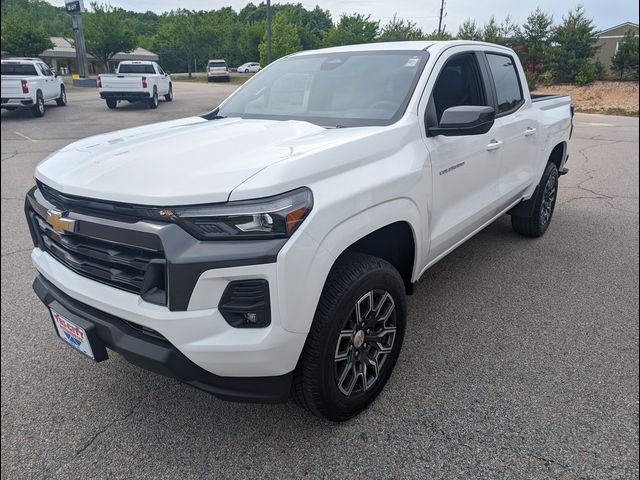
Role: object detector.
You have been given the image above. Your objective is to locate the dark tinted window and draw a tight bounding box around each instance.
[118,64,155,74]
[38,64,53,76]
[486,53,523,114]
[209,62,226,68]
[432,53,487,122]
[1,63,38,76]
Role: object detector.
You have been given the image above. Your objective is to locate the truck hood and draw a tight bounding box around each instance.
[35,116,331,205]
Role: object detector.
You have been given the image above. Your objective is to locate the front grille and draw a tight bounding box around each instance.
[30,210,166,303]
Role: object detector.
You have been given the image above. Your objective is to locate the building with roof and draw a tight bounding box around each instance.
[594,22,639,78]
[39,37,159,75]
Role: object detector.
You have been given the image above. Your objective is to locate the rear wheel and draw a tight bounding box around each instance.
[55,85,67,106]
[292,252,407,421]
[148,88,158,109]
[511,162,559,237]
[105,98,117,109]
[31,92,45,117]
[164,83,173,101]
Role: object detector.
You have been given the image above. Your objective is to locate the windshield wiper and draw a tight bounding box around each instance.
[201,107,227,121]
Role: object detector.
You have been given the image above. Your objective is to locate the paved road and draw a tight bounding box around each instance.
[1,83,638,479]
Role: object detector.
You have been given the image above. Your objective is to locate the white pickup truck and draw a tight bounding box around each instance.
[1,58,67,117]
[25,41,572,421]
[98,60,173,109]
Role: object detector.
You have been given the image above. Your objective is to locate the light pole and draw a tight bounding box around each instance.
[65,0,89,79]
[266,0,272,64]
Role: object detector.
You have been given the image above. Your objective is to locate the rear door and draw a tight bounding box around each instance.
[483,51,539,207]
[155,64,169,94]
[37,63,58,100]
[421,47,505,261]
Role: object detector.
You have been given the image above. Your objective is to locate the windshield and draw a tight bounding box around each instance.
[118,64,155,74]
[1,63,38,76]
[209,62,226,68]
[218,51,428,127]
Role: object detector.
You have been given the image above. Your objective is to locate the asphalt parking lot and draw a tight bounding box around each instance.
[1,82,638,479]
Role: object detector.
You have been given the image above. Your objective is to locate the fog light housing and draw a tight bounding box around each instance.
[218,280,270,328]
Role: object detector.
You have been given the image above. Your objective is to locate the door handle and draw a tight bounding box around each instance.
[486,139,503,151]
[524,127,537,136]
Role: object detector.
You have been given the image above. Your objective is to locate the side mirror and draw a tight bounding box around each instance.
[428,106,495,137]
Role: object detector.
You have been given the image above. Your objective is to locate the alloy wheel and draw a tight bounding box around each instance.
[334,289,397,397]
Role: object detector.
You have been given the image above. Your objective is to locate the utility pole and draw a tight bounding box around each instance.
[65,0,88,78]
[437,0,446,38]
[266,0,272,64]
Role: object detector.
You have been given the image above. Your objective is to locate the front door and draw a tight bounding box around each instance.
[421,48,505,262]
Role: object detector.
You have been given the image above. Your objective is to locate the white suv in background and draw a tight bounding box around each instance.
[1,58,67,117]
[207,59,229,82]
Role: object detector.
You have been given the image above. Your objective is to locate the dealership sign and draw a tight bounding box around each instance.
[65,0,85,15]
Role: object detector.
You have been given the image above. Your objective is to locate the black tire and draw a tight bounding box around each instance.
[148,88,158,109]
[31,92,45,117]
[511,162,559,237]
[292,252,407,421]
[105,98,117,109]
[55,85,67,106]
[164,83,173,101]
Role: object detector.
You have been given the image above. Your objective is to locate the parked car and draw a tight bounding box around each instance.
[1,58,66,117]
[207,59,229,82]
[25,41,572,421]
[97,61,172,109]
[237,62,261,73]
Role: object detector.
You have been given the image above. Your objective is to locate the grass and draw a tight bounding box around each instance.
[171,73,251,86]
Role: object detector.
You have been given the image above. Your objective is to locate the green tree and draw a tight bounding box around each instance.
[84,3,136,71]
[545,6,599,83]
[258,12,302,65]
[0,10,53,57]
[482,16,501,43]
[238,21,265,63]
[324,14,379,47]
[457,19,483,40]
[611,29,639,80]
[520,7,553,73]
[378,14,425,41]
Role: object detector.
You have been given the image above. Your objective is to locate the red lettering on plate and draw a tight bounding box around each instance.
[54,313,85,340]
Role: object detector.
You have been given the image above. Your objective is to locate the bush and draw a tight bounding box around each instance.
[592,61,607,80]
[574,64,594,86]
[524,71,538,90]
[539,71,555,86]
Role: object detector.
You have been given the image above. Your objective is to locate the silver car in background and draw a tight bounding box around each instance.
[207,59,229,82]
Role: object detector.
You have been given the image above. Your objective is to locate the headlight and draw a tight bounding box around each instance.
[158,188,313,240]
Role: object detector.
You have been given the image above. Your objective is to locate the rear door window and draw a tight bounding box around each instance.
[485,53,524,115]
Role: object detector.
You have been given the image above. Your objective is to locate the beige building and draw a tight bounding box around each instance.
[40,37,159,75]
[595,22,639,78]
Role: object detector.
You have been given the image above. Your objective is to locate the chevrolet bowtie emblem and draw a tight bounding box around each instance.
[46,209,76,233]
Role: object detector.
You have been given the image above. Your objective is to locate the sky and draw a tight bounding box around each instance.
[47,0,639,33]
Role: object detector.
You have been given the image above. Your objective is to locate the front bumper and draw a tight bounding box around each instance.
[33,274,293,403]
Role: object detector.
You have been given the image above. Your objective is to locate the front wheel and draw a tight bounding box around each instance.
[56,85,67,106]
[164,83,173,101]
[511,162,559,237]
[148,88,158,109]
[292,252,407,421]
